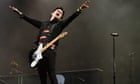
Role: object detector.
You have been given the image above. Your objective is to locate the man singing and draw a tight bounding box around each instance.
[9,1,89,84]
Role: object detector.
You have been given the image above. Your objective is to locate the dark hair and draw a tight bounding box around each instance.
[52,7,65,19]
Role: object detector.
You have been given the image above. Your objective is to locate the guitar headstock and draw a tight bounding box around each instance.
[59,32,68,38]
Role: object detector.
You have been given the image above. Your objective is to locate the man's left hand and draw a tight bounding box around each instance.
[80,0,90,10]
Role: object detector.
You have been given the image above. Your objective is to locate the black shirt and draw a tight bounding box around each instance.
[20,10,81,48]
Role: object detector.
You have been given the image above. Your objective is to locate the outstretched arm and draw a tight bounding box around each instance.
[61,0,90,29]
[9,6,42,28]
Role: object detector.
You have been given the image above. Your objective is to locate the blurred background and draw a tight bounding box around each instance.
[0,0,140,84]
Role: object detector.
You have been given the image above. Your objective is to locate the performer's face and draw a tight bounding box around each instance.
[51,9,63,20]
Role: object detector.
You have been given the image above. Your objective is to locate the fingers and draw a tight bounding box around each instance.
[9,5,15,10]
[9,5,17,11]
[84,0,90,8]
[9,5,12,9]
[80,1,89,10]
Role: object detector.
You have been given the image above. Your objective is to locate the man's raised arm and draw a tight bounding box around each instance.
[9,5,42,28]
[61,0,90,29]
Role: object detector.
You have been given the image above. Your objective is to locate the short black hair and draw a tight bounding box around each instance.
[52,7,65,18]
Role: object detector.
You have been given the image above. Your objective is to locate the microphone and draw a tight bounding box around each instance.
[111,32,119,37]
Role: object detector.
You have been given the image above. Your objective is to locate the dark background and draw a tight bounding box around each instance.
[0,0,140,84]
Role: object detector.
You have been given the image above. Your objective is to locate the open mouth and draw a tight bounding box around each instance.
[56,13,59,16]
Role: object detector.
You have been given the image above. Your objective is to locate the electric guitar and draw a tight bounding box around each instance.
[29,32,68,68]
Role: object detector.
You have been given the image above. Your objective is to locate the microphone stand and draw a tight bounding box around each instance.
[111,32,119,84]
[129,52,135,84]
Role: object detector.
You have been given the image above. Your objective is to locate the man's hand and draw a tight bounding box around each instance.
[9,5,23,15]
[80,0,90,10]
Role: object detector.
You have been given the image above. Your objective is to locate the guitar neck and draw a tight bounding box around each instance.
[41,32,68,53]
[41,37,59,52]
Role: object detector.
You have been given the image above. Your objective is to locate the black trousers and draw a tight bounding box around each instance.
[37,49,58,84]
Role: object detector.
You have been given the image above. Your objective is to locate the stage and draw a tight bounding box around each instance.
[0,0,140,84]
